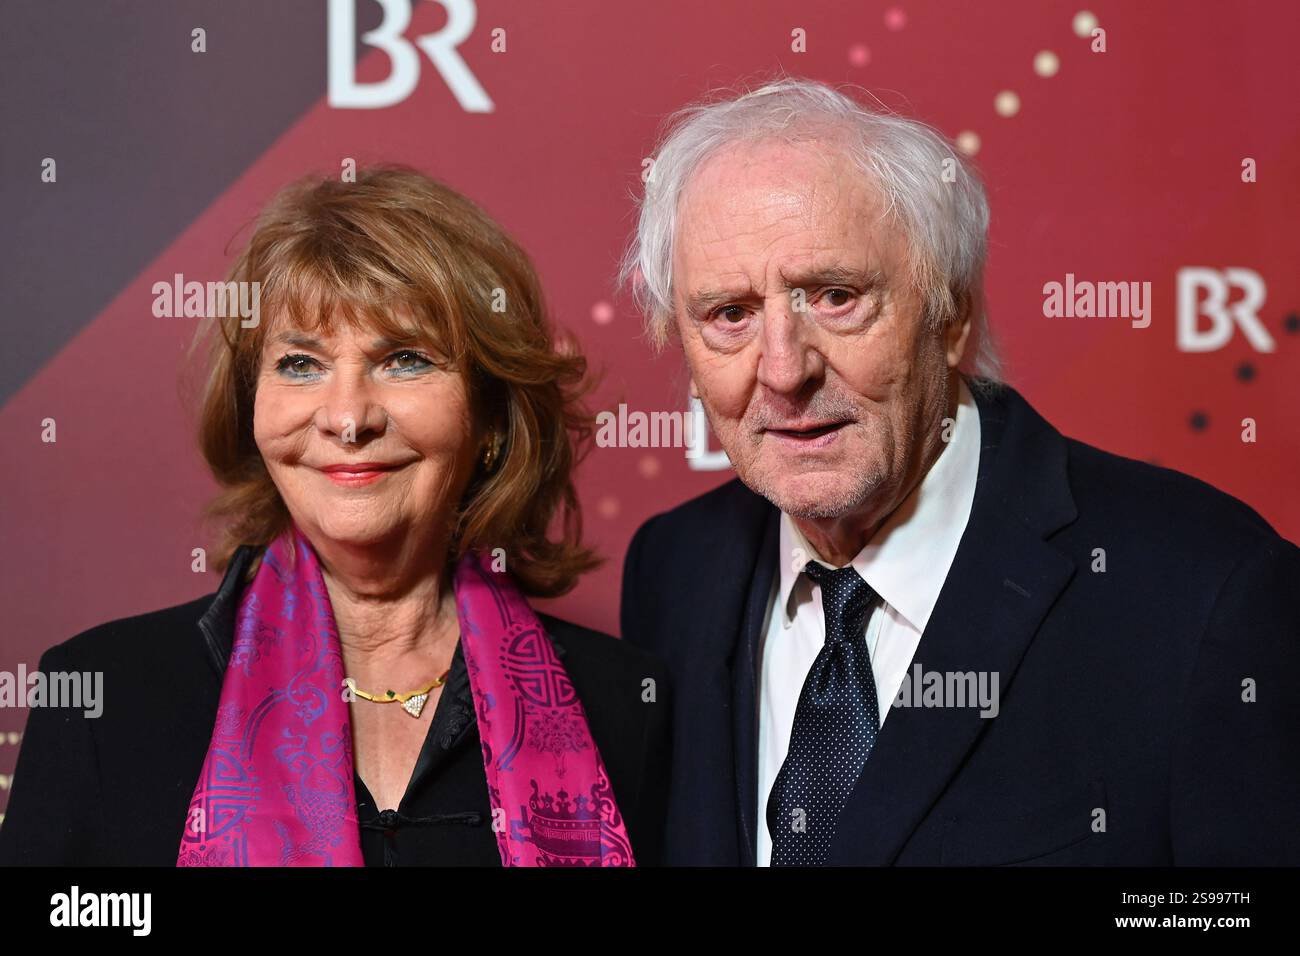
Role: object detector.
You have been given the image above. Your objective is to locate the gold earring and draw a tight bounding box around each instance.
[482,432,501,469]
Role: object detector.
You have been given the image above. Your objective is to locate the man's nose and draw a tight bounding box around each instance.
[755,300,824,395]
[313,372,388,443]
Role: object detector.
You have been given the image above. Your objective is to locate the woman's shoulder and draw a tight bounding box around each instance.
[2,592,224,866]
[49,544,259,671]
[43,592,217,674]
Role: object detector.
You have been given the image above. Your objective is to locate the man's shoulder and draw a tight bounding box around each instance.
[990,379,1290,558]
[1060,434,1287,554]
[629,477,770,552]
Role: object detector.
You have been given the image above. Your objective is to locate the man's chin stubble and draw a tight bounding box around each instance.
[739,467,886,520]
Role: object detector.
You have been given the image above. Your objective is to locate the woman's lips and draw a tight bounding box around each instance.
[317,462,405,486]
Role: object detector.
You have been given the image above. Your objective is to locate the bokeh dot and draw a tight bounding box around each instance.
[1236,361,1256,382]
[995,90,1021,117]
[1034,50,1060,77]
[639,455,662,478]
[956,131,981,155]
[848,43,871,67]
[1283,312,1299,333]
[597,496,620,519]
[1189,411,1209,432]
[884,7,906,30]
[1073,10,1099,37]
[591,300,615,325]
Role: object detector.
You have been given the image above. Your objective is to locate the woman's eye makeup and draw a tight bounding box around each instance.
[270,349,437,379]
[274,352,322,379]
[384,349,435,374]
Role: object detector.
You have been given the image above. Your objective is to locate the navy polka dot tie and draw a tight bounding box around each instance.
[766,560,881,866]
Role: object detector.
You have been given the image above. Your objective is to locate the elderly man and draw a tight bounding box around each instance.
[619,78,1299,866]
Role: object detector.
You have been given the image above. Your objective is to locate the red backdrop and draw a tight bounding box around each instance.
[2,0,1297,819]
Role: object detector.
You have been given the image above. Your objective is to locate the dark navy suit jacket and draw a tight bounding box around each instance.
[621,377,1300,865]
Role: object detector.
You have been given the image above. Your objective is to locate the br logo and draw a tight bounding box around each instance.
[327,0,492,112]
[1176,267,1274,353]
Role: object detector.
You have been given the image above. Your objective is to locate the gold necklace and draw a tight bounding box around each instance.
[344,668,450,719]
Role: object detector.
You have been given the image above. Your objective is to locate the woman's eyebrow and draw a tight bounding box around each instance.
[371,333,422,350]
[268,331,428,352]
[271,331,322,349]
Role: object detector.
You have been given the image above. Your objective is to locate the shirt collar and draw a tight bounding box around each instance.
[776,375,982,632]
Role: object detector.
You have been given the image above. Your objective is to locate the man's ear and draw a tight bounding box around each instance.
[945,288,976,369]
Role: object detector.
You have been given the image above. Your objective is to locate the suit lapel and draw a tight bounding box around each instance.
[732,506,779,865]
[826,379,1079,864]
[665,481,776,864]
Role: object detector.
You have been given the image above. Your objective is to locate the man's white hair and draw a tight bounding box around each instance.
[619,77,1003,383]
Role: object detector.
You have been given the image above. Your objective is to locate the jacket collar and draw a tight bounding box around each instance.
[197,544,259,678]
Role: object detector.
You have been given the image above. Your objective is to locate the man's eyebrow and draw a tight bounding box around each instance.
[684,268,885,318]
[778,265,883,289]
[684,286,755,320]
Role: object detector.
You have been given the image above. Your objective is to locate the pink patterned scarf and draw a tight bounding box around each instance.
[177,525,635,866]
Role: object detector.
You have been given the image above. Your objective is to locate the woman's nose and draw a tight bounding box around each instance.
[313,374,388,443]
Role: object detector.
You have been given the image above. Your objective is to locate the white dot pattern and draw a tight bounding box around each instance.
[766,561,881,866]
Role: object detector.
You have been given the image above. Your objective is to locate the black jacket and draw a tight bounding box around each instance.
[622,376,1300,865]
[0,545,672,866]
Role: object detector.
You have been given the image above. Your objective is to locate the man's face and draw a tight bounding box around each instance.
[671,137,964,521]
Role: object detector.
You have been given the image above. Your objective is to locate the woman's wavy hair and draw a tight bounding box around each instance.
[193,164,600,597]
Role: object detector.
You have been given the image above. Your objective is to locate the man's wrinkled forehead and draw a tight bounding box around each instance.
[671,140,896,299]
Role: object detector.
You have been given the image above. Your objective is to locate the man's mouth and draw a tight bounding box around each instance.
[764,421,850,448]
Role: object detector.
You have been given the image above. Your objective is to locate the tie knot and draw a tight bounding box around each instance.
[802,561,877,640]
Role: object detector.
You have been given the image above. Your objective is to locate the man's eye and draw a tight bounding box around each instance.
[716,306,748,324]
[823,288,854,308]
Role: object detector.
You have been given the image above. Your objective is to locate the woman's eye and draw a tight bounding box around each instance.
[387,350,433,373]
[275,353,320,378]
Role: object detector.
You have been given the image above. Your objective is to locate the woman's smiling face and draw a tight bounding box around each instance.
[252,308,480,553]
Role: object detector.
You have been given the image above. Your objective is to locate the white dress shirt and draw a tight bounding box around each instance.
[756,376,982,866]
